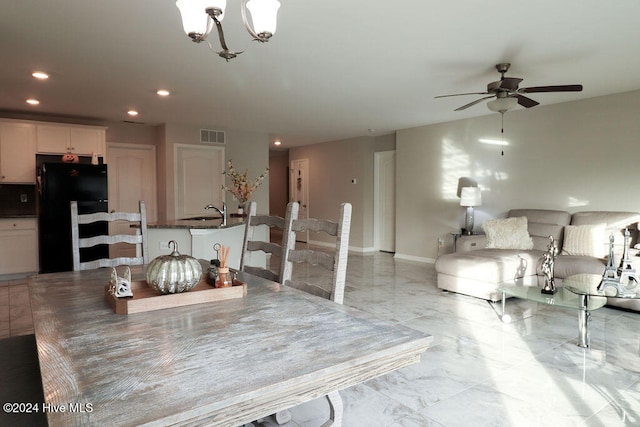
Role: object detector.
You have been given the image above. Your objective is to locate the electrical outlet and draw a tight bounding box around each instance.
[437,238,444,248]
[159,241,170,250]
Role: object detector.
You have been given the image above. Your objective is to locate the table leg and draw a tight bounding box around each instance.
[577,294,590,348]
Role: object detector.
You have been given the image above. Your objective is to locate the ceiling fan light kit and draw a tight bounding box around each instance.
[176,0,281,61]
[436,63,583,113]
[487,96,518,113]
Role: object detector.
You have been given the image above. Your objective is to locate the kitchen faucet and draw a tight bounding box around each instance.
[204,202,227,226]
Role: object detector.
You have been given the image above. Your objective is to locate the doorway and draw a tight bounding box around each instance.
[107,143,157,259]
[374,150,396,253]
[289,158,309,243]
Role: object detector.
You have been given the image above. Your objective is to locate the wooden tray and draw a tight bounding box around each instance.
[105,277,247,315]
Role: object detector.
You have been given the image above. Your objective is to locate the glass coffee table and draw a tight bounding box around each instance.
[499,275,608,348]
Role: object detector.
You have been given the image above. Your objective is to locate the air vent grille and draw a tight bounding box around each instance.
[200,129,225,144]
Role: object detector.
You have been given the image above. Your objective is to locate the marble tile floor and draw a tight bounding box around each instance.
[254,251,640,427]
[3,252,640,426]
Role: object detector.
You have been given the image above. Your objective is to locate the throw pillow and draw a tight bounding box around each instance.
[482,216,534,250]
[561,224,606,258]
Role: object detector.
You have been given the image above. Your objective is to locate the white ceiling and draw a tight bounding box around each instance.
[2,1,640,148]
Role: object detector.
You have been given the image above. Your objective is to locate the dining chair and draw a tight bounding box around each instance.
[281,202,352,304]
[239,201,297,282]
[279,201,352,426]
[70,200,149,271]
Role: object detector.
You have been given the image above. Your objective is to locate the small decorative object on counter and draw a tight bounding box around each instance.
[215,244,232,288]
[110,266,133,298]
[598,230,640,297]
[206,243,222,286]
[61,152,80,163]
[146,240,203,294]
[541,235,558,295]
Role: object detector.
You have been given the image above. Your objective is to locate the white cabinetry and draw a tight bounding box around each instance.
[0,219,38,275]
[0,121,37,183]
[36,123,106,157]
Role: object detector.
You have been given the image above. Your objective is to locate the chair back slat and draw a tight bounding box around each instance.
[281,202,351,305]
[71,200,149,271]
[239,201,298,282]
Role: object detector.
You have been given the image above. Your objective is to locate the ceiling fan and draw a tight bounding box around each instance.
[435,63,583,112]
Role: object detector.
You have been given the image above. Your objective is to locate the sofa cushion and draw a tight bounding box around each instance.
[570,211,640,258]
[435,248,542,284]
[546,255,606,279]
[508,209,571,251]
[561,224,607,258]
[482,216,534,250]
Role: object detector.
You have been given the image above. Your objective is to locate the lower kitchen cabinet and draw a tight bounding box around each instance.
[0,219,38,275]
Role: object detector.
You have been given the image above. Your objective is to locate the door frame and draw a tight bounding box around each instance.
[374,150,396,252]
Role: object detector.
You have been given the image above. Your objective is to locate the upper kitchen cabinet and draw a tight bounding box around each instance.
[36,123,107,158]
[0,120,37,183]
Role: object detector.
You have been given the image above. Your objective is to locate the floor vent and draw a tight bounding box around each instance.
[200,129,225,144]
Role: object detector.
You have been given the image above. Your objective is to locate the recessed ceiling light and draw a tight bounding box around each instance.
[157,89,170,96]
[274,140,281,146]
[32,71,49,80]
[26,99,40,105]
[127,110,139,116]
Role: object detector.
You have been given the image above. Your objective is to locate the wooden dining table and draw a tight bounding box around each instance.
[28,264,432,426]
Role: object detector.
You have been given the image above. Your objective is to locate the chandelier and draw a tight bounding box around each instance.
[176,0,281,61]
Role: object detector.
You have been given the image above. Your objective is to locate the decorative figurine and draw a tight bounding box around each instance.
[541,235,558,294]
[598,229,640,297]
[110,266,133,298]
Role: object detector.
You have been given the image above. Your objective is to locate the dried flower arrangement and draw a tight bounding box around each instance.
[221,160,269,204]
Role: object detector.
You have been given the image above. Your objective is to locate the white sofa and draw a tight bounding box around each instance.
[435,209,640,311]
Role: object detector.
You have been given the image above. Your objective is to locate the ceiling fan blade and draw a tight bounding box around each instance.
[516,94,539,108]
[519,84,583,93]
[454,95,495,111]
[435,92,489,99]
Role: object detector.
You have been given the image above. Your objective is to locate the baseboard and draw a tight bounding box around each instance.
[393,253,435,264]
[0,272,37,282]
[307,239,376,254]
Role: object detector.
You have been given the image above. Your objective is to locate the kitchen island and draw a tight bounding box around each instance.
[146,216,265,269]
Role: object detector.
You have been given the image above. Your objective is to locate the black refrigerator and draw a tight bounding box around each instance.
[38,162,109,273]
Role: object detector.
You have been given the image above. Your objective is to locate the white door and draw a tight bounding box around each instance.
[374,151,396,252]
[107,143,157,259]
[175,144,225,219]
[290,158,309,242]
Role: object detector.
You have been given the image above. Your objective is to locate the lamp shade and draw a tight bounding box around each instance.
[176,0,226,36]
[487,96,518,113]
[460,187,482,207]
[246,0,280,35]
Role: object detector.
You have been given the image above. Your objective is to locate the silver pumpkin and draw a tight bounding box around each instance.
[146,240,202,294]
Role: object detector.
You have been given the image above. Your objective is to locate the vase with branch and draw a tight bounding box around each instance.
[221,160,269,214]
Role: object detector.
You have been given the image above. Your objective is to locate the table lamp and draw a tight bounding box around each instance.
[460,187,482,235]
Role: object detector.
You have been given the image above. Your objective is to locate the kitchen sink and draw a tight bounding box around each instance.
[180,216,222,221]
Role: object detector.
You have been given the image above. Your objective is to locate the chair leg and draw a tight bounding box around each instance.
[320,391,343,427]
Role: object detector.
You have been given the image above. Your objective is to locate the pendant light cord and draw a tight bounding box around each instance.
[501,112,505,156]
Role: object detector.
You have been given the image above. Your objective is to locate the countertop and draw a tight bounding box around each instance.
[148,215,245,229]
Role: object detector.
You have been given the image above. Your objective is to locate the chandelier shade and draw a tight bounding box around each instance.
[246,0,280,36]
[176,0,211,36]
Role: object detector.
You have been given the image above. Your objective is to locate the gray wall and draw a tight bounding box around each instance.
[396,89,640,262]
[289,133,395,251]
